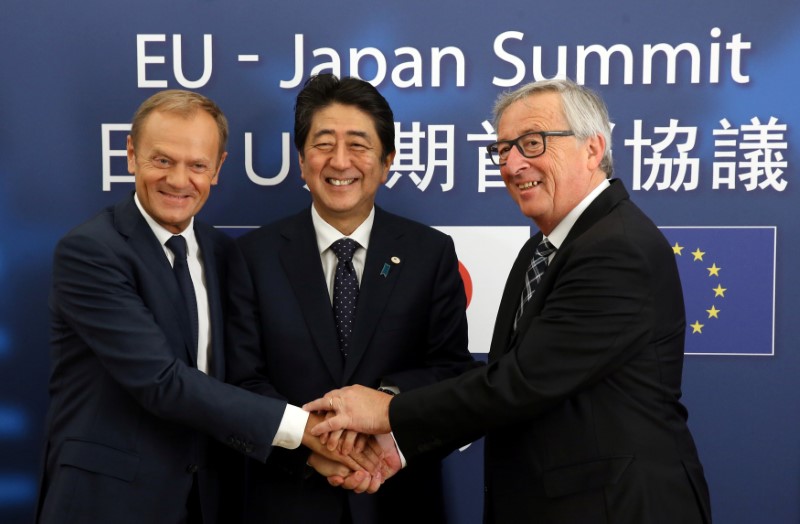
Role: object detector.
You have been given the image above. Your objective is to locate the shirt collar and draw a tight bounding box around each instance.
[545,179,610,249]
[134,192,199,255]
[310,205,374,254]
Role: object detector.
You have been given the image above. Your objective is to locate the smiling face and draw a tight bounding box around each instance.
[127,109,226,234]
[299,103,395,235]
[497,91,606,235]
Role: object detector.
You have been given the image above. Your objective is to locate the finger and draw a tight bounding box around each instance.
[365,436,384,459]
[366,470,383,494]
[303,395,336,412]
[326,428,344,451]
[310,415,347,436]
[353,433,368,454]
[341,430,359,456]
[307,453,351,478]
[327,475,345,487]
[353,470,374,494]
[349,446,380,473]
[340,470,366,491]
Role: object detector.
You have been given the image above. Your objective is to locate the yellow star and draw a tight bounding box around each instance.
[672,242,684,255]
[692,248,705,261]
[706,305,720,319]
[713,284,727,298]
[707,263,721,277]
[690,321,704,334]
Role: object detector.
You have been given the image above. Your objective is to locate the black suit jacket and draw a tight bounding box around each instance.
[390,180,712,523]
[36,194,286,524]
[225,206,477,524]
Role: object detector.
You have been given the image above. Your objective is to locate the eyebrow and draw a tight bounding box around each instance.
[150,147,211,165]
[311,129,372,141]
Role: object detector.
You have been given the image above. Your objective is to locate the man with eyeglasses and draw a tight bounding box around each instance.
[307,78,712,523]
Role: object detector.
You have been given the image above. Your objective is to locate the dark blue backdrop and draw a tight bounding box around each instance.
[2,1,798,522]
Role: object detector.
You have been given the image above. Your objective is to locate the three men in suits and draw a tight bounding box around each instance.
[36,90,377,524]
[308,79,713,523]
[224,74,477,523]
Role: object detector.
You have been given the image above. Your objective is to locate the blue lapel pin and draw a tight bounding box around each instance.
[380,263,391,278]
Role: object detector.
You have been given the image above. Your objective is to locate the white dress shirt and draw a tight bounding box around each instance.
[134,194,211,374]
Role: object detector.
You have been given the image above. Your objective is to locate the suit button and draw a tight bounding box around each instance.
[186,464,199,474]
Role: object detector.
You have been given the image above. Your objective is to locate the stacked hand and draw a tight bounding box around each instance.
[302,387,400,493]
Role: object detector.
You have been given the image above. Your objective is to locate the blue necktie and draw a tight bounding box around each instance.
[331,238,360,357]
[514,237,556,331]
[166,235,199,356]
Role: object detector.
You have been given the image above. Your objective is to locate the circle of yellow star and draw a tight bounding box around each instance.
[690,321,704,333]
[706,305,720,319]
[692,249,705,261]
[713,284,727,298]
[707,263,721,277]
[672,242,684,255]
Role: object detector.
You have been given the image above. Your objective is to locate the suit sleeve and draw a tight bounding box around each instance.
[51,232,285,462]
[380,235,480,392]
[390,229,657,459]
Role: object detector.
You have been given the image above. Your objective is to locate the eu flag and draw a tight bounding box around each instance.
[660,227,775,356]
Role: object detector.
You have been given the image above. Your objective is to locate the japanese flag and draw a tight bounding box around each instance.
[435,226,531,354]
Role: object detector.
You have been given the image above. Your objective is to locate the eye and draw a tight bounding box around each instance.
[192,163,209,173]
[349,142,369,152]
[153,156,171,167]
[497,144,511,156]
[312,142,334,152]
[522,136,542,148]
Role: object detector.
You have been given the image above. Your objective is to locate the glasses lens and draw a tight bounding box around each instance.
[519,133,544,157]
[487,145,503,166]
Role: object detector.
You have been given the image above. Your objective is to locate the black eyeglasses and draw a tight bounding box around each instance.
[486,131,574,166]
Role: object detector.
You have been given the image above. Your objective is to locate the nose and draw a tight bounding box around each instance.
[502,144,529,176]
[165,164,192,187]
[329,143,352,170]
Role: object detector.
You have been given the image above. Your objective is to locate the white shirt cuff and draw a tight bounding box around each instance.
[272,404,309,449]
[390,431,408,468]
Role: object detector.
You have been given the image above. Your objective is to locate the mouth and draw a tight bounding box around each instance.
[518,181,542,190]
[327,178,356,186]
[159,191,192,202]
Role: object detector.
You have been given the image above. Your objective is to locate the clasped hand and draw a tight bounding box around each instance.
[303,387,400,493]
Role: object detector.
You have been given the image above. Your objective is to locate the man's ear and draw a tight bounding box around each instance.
[585,133,606,171]
[126,135,136,174]
[381,151,396,184]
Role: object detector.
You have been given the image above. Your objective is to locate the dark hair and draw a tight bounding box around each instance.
[131,89,228,161]
[294,74,395,162]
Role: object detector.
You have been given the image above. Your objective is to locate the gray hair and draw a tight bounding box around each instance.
[493,79,613,177]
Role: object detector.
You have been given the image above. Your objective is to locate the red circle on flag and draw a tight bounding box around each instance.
[458,261,473,308]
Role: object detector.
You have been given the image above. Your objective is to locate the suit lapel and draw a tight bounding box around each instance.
[490,232,541,361]
[342,209,404,382]
[196,225,224,379]
[280,211,345,382]
[114,193,198,367]
[494,180,630,356]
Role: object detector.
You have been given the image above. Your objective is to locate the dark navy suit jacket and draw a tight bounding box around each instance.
[225,206,478,524]
[36,194,286,524]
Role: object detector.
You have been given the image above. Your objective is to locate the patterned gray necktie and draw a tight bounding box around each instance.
[513,237,556,330]
[331,238,360,357]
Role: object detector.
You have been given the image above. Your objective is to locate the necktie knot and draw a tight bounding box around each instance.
[331,238,359,264]
[535,238,556,259]
[166,235,189,261]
